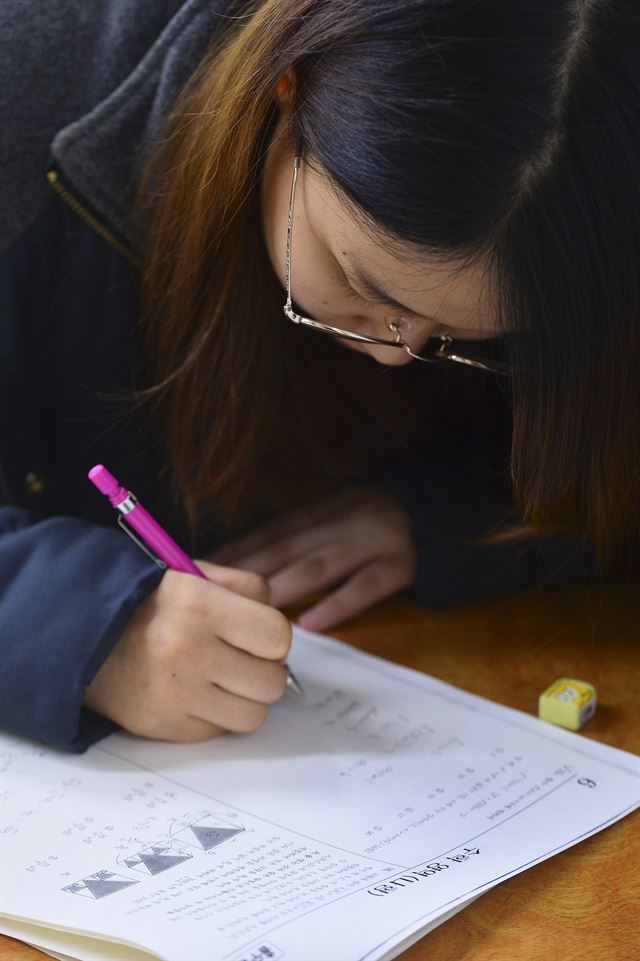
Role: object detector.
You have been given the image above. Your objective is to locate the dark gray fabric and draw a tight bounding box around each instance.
[0,0,236,750]
[0,193,170,751]
[0,0,236,254]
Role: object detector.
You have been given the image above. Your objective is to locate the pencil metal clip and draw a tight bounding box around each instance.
[117,515,168,570]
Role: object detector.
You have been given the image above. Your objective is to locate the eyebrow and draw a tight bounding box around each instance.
[346,263,436,322]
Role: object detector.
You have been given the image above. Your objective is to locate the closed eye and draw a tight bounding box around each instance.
[342,282,426,322]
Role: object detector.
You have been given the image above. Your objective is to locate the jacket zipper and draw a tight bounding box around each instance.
[46,168,140,267]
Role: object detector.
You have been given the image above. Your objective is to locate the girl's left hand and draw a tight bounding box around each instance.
[207,486,417,631]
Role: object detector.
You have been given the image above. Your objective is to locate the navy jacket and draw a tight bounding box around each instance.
[0,0,603,753]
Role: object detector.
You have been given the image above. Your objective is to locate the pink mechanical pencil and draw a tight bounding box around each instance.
[88,464,302,695]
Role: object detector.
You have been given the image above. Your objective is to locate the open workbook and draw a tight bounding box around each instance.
[1,627,639,961]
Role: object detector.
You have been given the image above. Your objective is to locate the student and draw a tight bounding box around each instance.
[1,0,637,752]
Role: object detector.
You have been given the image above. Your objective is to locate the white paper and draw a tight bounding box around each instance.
[1,899,477,961]
[1,627,638,961]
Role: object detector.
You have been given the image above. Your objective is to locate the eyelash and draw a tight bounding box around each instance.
[343,284,423,321]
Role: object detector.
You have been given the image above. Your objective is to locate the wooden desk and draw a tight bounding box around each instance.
[2,583,638,961]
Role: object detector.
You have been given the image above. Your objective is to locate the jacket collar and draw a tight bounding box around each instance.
[50,0,235,249]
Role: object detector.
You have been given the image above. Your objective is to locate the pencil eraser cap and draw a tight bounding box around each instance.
[538,678,597,731]
[88,464,118,494]
[88,464,128,506]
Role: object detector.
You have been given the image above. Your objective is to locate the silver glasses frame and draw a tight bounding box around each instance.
[283,156,510,375]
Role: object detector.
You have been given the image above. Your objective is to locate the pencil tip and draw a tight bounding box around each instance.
[285,669,305,697]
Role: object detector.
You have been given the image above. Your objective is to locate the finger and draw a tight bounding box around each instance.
[195,578,292,660]
[226,511,366,579]
[268,543,369,608]
[297,557,413,632]
[168,572,291,660]
[190,685,270,734]
[195,559,270,603]
[208,508,319,565]
[204,639,288,704]
[208,493,359,566]
[218,530,323,579]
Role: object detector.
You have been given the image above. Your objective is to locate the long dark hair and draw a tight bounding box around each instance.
[139,0,640,559]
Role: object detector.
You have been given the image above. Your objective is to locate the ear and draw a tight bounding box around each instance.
[274,69,295,107]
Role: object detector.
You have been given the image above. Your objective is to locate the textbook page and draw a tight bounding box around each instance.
[1,627,639,961]
[0,900,477,961]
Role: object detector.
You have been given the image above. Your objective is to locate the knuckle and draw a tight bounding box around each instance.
[156,628,191,664]
[322,595,348,621]
[156,624,204,669]
[238,702,268,733]
[357,567,384,597]
[244,570,270,601]
[275,537,298,566]
[155,628,184,664]
[171,574,204,618]
[301,553,329,581]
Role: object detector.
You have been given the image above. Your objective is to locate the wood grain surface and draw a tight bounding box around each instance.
[2,583,638,961]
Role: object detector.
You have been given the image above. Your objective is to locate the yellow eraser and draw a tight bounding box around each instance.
[538,678,597,731]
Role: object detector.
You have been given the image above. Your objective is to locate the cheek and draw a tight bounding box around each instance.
[262,192,343,312]
[289,259,356,321]
[260,200,286,290]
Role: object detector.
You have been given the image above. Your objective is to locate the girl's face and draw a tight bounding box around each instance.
[261,114,499,367]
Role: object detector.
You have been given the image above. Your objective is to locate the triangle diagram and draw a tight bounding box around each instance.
[83,877,137,899]
[189,825,243,851]
[139,851,192,875]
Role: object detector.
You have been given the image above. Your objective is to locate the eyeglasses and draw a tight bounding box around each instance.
[283,156,510,376]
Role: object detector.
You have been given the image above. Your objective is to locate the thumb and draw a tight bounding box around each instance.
[194,560,271,604]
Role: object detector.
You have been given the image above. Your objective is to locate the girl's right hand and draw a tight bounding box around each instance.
[83,561,292,742]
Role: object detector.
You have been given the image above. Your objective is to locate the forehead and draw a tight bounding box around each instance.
[304,161,498,331]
